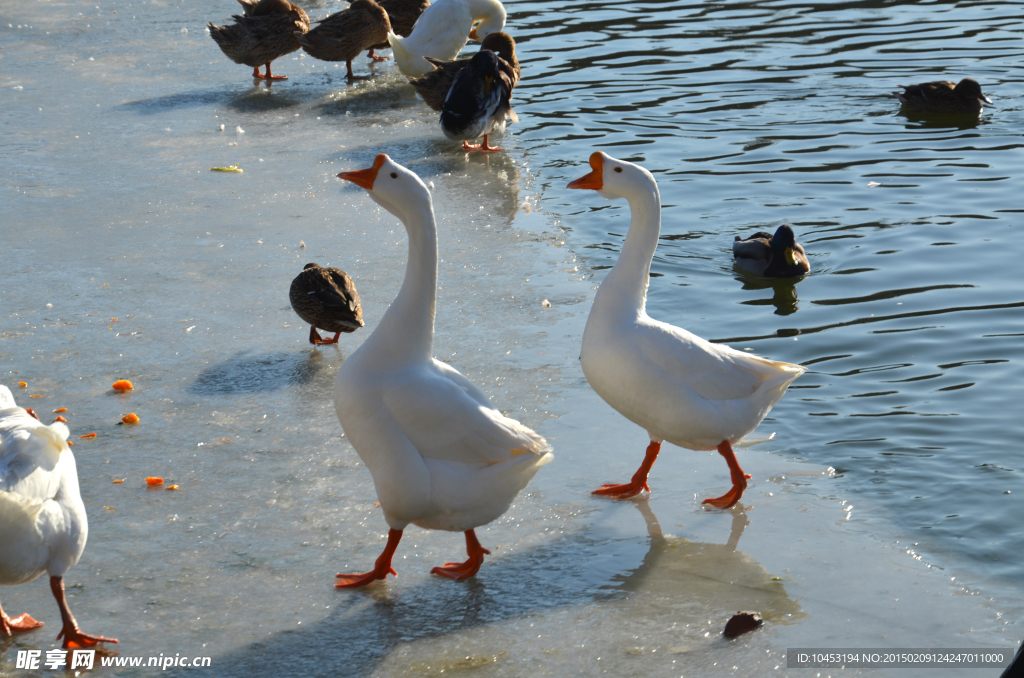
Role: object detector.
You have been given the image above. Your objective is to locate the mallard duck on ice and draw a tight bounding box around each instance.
[208,0,310,81]
[289,263,364,345]
[408,31,519,111]
[296,0,391,80]
[439,48,518,151]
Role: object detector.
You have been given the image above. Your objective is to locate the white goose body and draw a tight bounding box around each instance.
[388,0,505,77]
[332,154,551,586]
[569,152,804,507]
[0,389,85,588]
[0,386,116,647]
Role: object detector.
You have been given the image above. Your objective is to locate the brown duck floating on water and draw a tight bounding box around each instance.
[295,0,391,80]
[290,263,364,345]
[894,78,993,115]
[733,225,810,278]
[208,0,310,81]
[365,0,432,61]
[408,31,520,111]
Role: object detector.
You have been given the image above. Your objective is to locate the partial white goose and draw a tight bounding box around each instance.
[0,386,117,647]
[567,152,805,508]
[388,0,506,77]
[332,154,552,586]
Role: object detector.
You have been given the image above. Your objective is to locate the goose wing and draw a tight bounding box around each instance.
[0,409,69,504]
[381,362,548,466]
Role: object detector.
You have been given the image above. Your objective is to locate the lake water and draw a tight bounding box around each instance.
[1,0,1021,675]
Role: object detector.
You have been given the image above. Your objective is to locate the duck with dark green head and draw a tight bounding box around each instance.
[733,225,809,278]
[894,78,993,115]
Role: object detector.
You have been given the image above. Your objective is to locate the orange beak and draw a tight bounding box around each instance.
[567,152,604,190]
[469,28,479,41]
[339,154,387,190]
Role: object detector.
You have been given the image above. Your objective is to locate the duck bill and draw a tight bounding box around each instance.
[784,247,797,266]
[567,152,604,190]
[469,27,479,41]
[982,95,994,105]
[338,154,388,190]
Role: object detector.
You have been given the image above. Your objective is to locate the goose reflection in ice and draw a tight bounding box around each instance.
[610,499,802,630]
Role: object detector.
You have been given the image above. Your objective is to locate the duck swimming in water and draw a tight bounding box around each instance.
[733,225,810,278]
[208,0,310,81]
[894,78,993,115]
[440,49,518,152]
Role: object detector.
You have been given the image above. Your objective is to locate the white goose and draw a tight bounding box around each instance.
[567,152,805,508]
[0,386,117,647]
[332,154,552,587]
[388,0,506,77]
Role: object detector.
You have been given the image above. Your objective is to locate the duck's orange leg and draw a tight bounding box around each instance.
[50,577,118,649]
[0,597,44,637]
[431,529,490,580]
[310,326,341,345]
[262,62,288,81]
[346,60,369,80]
[462,134,504,153]
[335,528,402,588]
[366,48,389,61]
[593,441,661,499]
[702,440,751,509]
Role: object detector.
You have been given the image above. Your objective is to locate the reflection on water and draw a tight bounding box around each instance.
[734,271,803,316]
[611,500,802,628]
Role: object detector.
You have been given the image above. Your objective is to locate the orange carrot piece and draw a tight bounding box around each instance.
[30,394,44,398]
[17,381,27,387]
[146,477,163,486]
[113,479,124,484]
[53,407,68,413]
[166,484,179,490]
[54,415,68,423]
[121,413,140,424]
[112,379,134,392]
[80,433,97,439]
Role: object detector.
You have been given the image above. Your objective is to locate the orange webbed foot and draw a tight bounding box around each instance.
[702,486,744,509]
[334,566,397,588]
[57,625,119,649]
[431,530,490,581]
[335,528,402,588]
[701,440,749,509]
[3,613,44,635]
[591,481,648,499]
[592,441,660,500]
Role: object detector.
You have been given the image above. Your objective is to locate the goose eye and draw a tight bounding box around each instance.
[390,172,398,179]
[614,167,623,173]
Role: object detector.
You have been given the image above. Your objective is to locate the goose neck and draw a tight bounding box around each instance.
[373,203,437,363]
[601,183,661,313]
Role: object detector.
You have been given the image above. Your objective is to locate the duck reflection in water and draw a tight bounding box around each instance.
[734,274,802,316]
[610,499,802,630]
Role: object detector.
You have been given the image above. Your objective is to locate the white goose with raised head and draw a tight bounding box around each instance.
[332,154,552,587]
[567,152,805,509]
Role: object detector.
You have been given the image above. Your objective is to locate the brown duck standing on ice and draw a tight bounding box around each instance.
[290,263,364,345]
[894,78,993,115]
[364,0,431,61]
[295,0,391,80]
[408,31,519,111]
[208,0,311,81]
[733,225,810,278]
